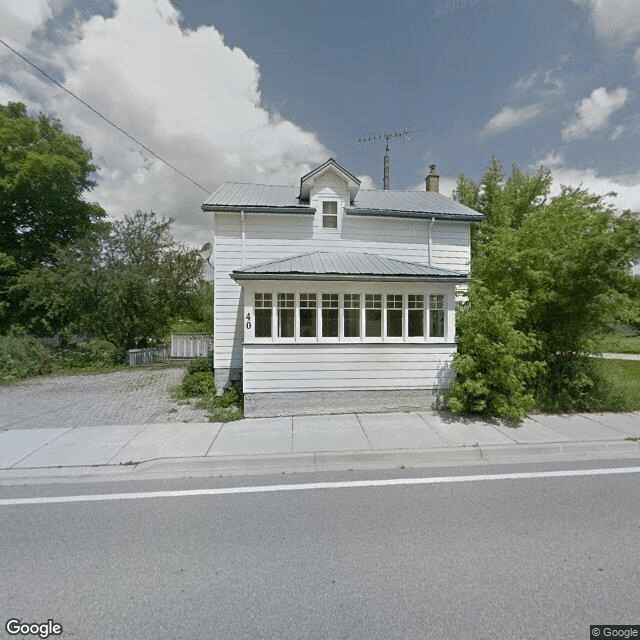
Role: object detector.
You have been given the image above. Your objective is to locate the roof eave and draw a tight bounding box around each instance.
[202,204,316,214]
[345,208,484,223]
[299,159,361,201]
[231,273,469,283]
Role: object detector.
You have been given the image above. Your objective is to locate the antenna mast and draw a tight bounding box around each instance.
[357,128,422,189]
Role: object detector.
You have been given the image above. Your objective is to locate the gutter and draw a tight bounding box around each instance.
[231,273,469,284]
[345,208,483,223]
[201,204,315,214]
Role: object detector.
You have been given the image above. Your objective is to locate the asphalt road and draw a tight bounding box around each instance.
[1,460,639,640]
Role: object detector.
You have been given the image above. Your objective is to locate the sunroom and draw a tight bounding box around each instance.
[231,251,468,417]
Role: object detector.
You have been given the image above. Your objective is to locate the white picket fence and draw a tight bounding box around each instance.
[170,333,213,359]
[127,345,171,366]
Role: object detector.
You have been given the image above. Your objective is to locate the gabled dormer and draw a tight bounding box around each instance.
[299,158,361,233]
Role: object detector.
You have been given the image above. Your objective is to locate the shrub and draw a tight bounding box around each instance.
[176,369,215,398]
[447,287,543,421]
[197,383,244,422]
[534,355,629,413]
[186,357,213,374]
[0,328,50,382]
[50,340,124,372]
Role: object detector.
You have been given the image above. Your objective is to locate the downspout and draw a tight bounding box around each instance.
[428,217,435,266]
[240,210,245,267]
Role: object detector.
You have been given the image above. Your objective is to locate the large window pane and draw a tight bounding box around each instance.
[408,294,424,337]
[386,294,403,337]
[254,293,272,338]
[343,293,360,337]
[365,294,381,337]
[277,293,294,338]
[299,293,317,338]
[322,293,338,337]
[429,295,445,338]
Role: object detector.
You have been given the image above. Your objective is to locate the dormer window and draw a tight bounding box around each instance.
[322,201,338,229]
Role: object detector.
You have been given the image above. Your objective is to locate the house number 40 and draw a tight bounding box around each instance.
[245,313,251,329]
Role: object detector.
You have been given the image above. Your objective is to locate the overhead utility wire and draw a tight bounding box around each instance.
[0,37,211,194]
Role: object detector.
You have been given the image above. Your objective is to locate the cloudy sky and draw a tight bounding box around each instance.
[1,0,639,245]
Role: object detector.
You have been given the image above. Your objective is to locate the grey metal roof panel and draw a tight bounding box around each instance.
[348,190,483,220]
[203,183,306,208]
[232,252,468,281]
[203,182,483,221]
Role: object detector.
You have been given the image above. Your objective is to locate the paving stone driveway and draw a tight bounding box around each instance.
[0,366,209,429]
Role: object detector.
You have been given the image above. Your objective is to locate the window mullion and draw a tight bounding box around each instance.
[402,294,407,341]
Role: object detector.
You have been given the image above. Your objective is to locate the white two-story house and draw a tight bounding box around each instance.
[202,159,483,417]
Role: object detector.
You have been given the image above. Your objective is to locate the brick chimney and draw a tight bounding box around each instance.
[426,164,439,193]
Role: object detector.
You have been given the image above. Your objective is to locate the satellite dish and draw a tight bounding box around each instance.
[198,242,212,261]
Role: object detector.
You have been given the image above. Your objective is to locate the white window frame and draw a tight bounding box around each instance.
[321,199,340,231]
[247,286,450,344]
[385,293,405,342]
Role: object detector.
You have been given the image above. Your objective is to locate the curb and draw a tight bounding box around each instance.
[1,440,639,485]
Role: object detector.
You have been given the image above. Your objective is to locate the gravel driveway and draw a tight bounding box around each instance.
[0,366,210,429]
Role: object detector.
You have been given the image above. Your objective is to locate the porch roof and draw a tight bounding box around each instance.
[231,252,468,283]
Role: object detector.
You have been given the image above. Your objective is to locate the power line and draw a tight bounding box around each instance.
[0,37,211,194]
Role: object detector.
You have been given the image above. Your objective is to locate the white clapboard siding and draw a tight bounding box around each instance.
[243,343,456,393]
[212,211,470,370]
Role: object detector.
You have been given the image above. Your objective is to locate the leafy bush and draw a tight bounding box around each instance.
[447,288,543,421]
[177,370,215,397]
[174,366,243,422]
[50,340,124,372]
[0,328,50,382]
[534,355,629,413]
[197,384,244,422]
[186,357,213,374]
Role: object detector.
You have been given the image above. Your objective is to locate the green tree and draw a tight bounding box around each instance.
[15,211,207,356]
[449,159,640,418]
[448,286,543,420]
[0,102,105,268]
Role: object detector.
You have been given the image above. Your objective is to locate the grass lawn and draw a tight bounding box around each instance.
[598,358,640,411]
[596,330,640,354]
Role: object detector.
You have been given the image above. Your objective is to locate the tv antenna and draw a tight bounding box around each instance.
[357,127,422,189]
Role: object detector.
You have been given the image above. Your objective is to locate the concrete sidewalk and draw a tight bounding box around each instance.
[1,410,639,483]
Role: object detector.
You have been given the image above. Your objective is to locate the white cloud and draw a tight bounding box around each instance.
[571,0,640,45]
[536,152,565,169]
[533,154,640,213]
[635,47,640,67]
[357,175,377,191]
[561,86,629,141]
[481,58,570,139]
[481,103,546,137]
[0,0,339,245]
[552,166,640,212]
[0,1,58,44]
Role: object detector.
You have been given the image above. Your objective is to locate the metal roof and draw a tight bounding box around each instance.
[202,183,309,211]
[346,190,483,221]
[202,182,482,221]
[231,252,468,282]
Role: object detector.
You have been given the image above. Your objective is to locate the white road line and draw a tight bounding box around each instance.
[1,466,640,506]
